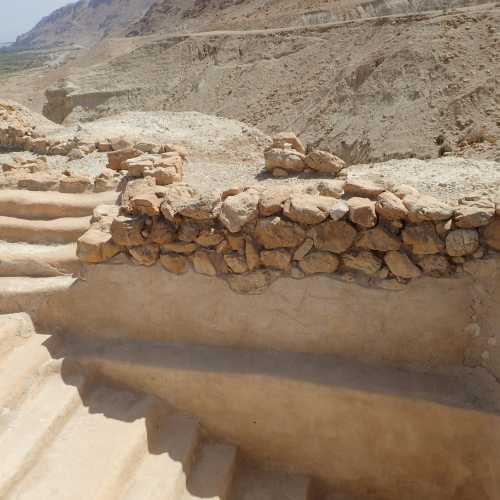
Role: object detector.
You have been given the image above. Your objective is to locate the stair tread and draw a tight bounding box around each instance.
[119,414,200,500]
[183,442,237,500]
[0,371,85,498]
[6,385,154,500]
[0,215,90,243]
[0,189,118,220]
[0,242,79,277]
[230,464,311,500]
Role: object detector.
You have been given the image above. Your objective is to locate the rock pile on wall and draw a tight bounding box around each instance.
[77,135,500,294]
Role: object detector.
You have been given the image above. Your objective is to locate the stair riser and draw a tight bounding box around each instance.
[77,354,500,500]
[0,258,80,277]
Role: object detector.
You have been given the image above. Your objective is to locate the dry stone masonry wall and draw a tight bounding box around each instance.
[77,133,500,294]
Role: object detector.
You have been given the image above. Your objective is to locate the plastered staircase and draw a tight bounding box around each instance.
[0,313,313,500]
[0,188,117,310]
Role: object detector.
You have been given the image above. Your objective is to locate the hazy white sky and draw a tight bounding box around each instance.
[0,0,72,43]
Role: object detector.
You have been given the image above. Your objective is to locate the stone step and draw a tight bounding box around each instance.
[0,242,80,277]
[73,340,500,500]
[230,463,311,500]
[0,369,87,499]
[0,189,118,220]
[0,215,90,244]
[5,385,155,500]
[116,414,201,500]
[0,276,76,316]
[183,442,238,500]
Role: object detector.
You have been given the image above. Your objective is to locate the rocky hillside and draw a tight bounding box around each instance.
[13,0,156,49]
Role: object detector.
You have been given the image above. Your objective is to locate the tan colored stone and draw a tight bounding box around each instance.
[454,202,495,228]
[107,147,142,171]
[196,228,224,247]
[160,253,189,274]
[260,249,292,271]
[283,194,338,225]
[264,148,306,173]
[293,238,314,261]
[305,150,345,174]
[259,187,291,216]
[255,217,306,249]
[375,191,408,220]
[144,165,182,186]
[17,174,59,191]
[342,251,382,276]
[219,190,259,233]
[403,194,454,222]
[391,184,419,199]
[179,190,220,220]
[149,219,176,245]
[77,228,121,263]
[227,271,275,294]
[384,251,422,279]
[272,168,289,178]
[310,220,357,254]
[130,192,162,216]
[484,220,500,251]
[418,255,451,276]
[348,197,377,228]
[160,184,198,221]
[178,220,200,242]
[160,242,197,254]
[356,227,401,252]
[271,132,306,154]
[125,157,154,177]
[445,229,479,257]
[402,223,444,255]
[298,251,339,274]
[163,143,188,160]
[135,142,162,154]
[111,215,145,246]
[59,176,91,194]
[224,253,249,274]
[314,180,345,199]
[245,237,260,271]
[344,178,385,198]
[193,250,217,276]
[129,244,160,266]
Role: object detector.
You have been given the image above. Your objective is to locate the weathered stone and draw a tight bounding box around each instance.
[484,220,500,251]
[196,228,224,247]
[149,219,176,245]
[245,237,260,271]
[160,242,197,254]
[391,184,419,199]
[107,147,142,171]
[179,190,221,220]
[219,190,259,233]
[384,251,422,279]
[271,132,306,154]
[130,192,162,216]
[310,220,357,254]
[222,187,241,200]
[314,180,345,199]
[163,143,188,160]
[111,215,145,246]
[342,251,382,276]
[224,253,249,274]
[227,271,275,294]
[227,233,245,252]
[293,238,314,261]
[348,197,377,228]
[17,174,59,191]
[403,194,454,222]
[68,148,84,160]
[129,244,160,266]
[344,178,385,198]
[272,168,289,178]
[328,200,349,221]
[298,252,339,274]
[356,227,401,252]
[264,148,306,173]
[144,165,182,186]
[110,137,132,151]
[255,217,306,249]
[125,157,154,177]
[77,229,121,263]
[402,223,444,255]
[160,184,198,221]
[260,249,292,271]
[160,253,189,274]
[59,175,91,194]
[375,191,408,220]
[284,195,338,225]
[135,142,162,154]
[193,250,217,276]
[178,220,200,242]
[454,202,495,228]
[305,150,345,174]
[445,229,479,257]
[259,187,291,216]
[418,255,451,276]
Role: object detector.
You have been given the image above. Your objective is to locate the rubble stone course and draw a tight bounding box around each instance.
[77,136,500,294]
